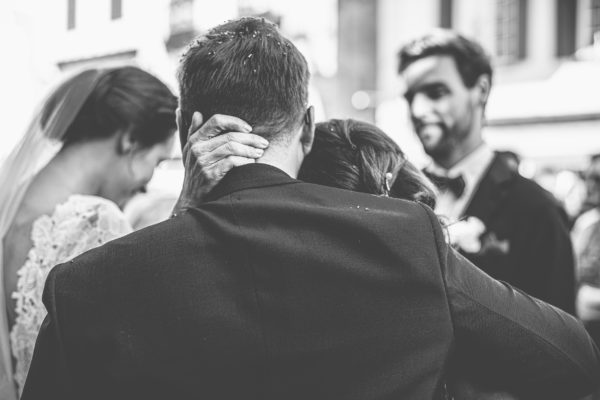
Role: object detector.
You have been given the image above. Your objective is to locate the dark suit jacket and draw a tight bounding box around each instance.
[22,164,598,400]
[462,154,575,314]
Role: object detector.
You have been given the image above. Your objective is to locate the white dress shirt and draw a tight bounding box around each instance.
[426,144,495,223]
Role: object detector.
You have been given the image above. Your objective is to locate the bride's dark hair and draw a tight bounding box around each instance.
[298,119,436,208]
[42,66,176,149]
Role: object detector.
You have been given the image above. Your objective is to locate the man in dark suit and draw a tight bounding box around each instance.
[22,18,598,400]
[398,30,575,314]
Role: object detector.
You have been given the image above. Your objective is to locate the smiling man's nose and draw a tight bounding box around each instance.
[410,92,434,120]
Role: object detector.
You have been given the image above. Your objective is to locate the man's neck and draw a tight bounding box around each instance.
[436,135,484,170]
[255,144,303,178]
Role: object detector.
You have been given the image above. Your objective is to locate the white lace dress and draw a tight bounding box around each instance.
[9,195,132,394]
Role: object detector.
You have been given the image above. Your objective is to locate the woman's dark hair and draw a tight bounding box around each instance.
[299,119,436,208]
[52,66,177,148]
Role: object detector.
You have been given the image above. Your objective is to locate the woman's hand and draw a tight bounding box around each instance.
[173,111,268,213]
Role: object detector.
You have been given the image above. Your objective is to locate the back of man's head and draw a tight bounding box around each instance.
[177,17,309,145]
[398,29,493,89]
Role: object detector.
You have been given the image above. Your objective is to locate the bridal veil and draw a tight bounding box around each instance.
[0,69,105,399]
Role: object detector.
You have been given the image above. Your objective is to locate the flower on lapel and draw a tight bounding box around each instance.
[479,232,510,255]
[447,216,485,254]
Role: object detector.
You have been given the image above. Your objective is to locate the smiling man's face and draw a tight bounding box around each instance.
[401,55,480,162]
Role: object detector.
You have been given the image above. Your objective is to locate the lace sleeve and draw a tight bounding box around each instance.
[10,195,132,394]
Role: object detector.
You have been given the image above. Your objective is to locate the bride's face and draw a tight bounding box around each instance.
[103,134,176,209]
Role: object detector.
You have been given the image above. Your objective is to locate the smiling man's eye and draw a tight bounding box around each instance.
[426,87,448,99]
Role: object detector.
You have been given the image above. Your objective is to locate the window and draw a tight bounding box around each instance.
[67,0,76,30]
[169,0,194,34]
[440,0,453,29]
[556,0,576,57]
[592,0,600,44]
[495,0,527,62]
[111,0,122,20]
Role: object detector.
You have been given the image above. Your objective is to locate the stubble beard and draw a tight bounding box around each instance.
[419,123,454,162]
[421,115,475,165]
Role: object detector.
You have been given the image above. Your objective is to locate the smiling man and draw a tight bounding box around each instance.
[398,30,576,315]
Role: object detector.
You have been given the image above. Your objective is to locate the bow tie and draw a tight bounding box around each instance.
[423,170,466,198]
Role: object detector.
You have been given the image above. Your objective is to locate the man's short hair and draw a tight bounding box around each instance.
[398,29,493,89]
[177,17,309,145]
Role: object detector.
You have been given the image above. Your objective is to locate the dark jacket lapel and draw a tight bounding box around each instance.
[463,153,516,223]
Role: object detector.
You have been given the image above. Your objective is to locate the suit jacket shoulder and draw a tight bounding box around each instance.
[467,154,564,221]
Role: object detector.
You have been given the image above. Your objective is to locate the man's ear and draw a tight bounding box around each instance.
[176,108,187,150]
[474,74,491,108]
[301,106,315,155]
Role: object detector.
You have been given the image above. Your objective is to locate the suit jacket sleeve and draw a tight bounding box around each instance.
[420,204,600,399]
[20,266,75,400]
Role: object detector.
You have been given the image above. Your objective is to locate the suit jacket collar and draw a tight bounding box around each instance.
[463,153,516,221]
[205,163,300,202]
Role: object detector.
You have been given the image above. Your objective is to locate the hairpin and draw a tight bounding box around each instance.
[383,172,393,197]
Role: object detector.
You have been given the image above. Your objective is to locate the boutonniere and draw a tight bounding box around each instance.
[446,216,510,255]
[479,231,510,255]
[446,216,485,254]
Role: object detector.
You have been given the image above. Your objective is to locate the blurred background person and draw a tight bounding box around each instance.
[398,30,575,315]
[573,154,600,348]
[0,66,177,398]
[535,165,588,228]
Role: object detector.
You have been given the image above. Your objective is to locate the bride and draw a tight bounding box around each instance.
[0,66,177,398]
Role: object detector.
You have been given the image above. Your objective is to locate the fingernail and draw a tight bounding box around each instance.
[244,124,252,132]
[260,139,269,148]
[255,149,264,157]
